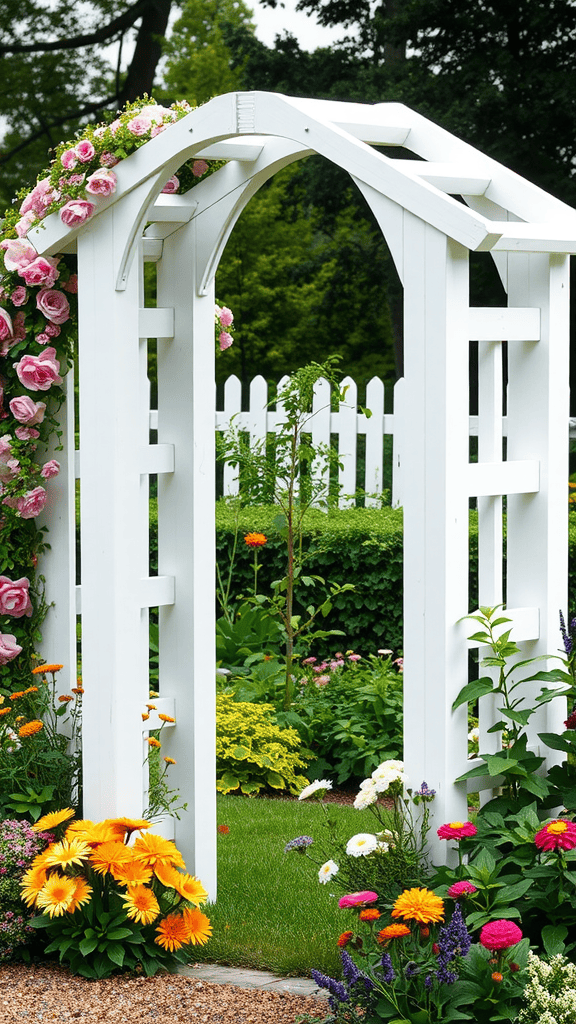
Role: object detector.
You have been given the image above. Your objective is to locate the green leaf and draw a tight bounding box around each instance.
[79,936,99,956]
[539,732,576,753]
[106,942,125,967]
[452,676,495,711]
[542,924,568,956]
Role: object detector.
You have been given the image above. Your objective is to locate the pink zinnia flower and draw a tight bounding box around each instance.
[437,821,478,841]
[338,891,378,909]
[479,920,523,952]
[447,880,478,899]
[535,819,576,852]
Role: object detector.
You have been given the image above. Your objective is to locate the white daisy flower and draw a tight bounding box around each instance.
[318,860,339,884]
[346,833,379,857]
[298,779,333,801]
[354,782,378,809]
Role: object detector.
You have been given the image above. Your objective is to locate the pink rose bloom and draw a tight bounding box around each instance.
[62,274,78,294]
[151,124,166,137]
[109,118,121,135]
[0,308,13,342]
[139,103,171,122]
[86,168,117,197]
[10,287,27,307]
[0,575,32,617]
[0,435,11,458]
[127,115,152,136]
[41,459,60,479]
[15,426,39,440]
[15,211,36,238]
[65,173,86,186]
[219,306,234,327]
[447,880,478,899]
[161,175,179,194]
[19,177,52,217]
[11,312,26,343]
[192,160,209,177]
[44,323,60,338]
[479,920,523,953]
[61,148,78,170]
[16,486,47,519]
[74,139,96,163]
[9,397,46,424]
[14,347,63,392]
[19,256,59,288]
[36,333,50,345]
[0,632,22,665]
[36,288,70,325]
[60,199,95,228]
[219,331,233,351]
[100,152,119,168]
[437,821,478,841]
[1,239,37,272]
[338,891,378,909]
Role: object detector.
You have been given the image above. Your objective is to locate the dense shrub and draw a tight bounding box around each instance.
[0,819,52,962]
[216,694,311,795]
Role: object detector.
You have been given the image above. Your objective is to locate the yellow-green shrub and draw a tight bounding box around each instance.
[216,694,311,795]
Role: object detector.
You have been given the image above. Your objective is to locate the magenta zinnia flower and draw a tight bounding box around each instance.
[534,819,576,852]
[437,821,478,841]
[479,920,522,952]
[338,891,378,908]
[447,880,478,899]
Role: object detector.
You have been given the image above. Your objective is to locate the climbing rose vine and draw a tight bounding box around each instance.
[0,96,233,687]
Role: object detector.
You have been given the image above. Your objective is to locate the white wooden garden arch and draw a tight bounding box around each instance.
[29,91,576,892]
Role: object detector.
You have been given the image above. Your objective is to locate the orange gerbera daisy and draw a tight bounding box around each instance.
[155,912,189,952]
[153,861,182,889]
[44,838,91,870]
[68,877,93,911]
[132,833,186,870]
[18,720,44,738]
[103,817,151,841]
[113,860,154,887]
[391,888,444,926]
[32,664,63,674]
[171,873,208,906]
[35,874,77,917]
[377,924,411,943]
[32,807,75,832]
[90,841,134,877]
[122,885,160,925]
[66,820,117,846]
[20,864,49,907]
[244,532,267,548]
[181,907,212,945]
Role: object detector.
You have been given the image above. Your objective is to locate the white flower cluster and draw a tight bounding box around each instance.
[298,779,333,801]
[517,952,576,1024]
[353,760,406,809]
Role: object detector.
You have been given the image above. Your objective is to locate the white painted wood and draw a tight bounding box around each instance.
[194,139,265,161]
[310,376,331,504]
[390,160,491,196]
[220,374,242,498]
[77,207,149,824]
[248,375,268,454]
[156,217,217,898]
[145,194,198,223]
[139,576,175,608]
[336,377,358,507]
[140,444,175,475]
[466,607,540,647]
[401,217,471,866]
[469,307,541,341]
[143,238,163,262]
[468,460,540,496]
[142,696,175,731]
[364,377,385,505]
[139,307,175,339]
[391,377,405,509]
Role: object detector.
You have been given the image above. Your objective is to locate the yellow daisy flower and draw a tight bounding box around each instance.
[122,885,160,925]
[44,838,91,870]
[32,808,75,833]
[35,874,77,917]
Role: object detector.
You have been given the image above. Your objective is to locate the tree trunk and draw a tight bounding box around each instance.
[120,0,173,103]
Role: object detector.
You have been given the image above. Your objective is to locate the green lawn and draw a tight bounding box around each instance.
[188,794,380,977]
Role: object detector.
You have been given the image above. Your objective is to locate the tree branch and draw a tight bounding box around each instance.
[0,0,152,55]
[0,94,120,167]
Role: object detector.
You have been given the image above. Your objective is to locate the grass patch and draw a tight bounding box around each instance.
[188,794,383,977]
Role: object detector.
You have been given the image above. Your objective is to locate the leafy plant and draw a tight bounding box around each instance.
[0,818,52,963]
[216,694,311,795]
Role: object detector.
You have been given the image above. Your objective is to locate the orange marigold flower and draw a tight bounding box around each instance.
[244,532,267,548]
[337,931,354,948]
[391,888,444,926]
[146,704,157,711]
[58,694,74,703]
[155,912,189,952]
[23,686,38,694]
[10,691,25,700]
[359,908,381,921]
[32,808,75,832]
[153,861,182,889]
[71,687,84,694]
[158,713,175,723]
[122,885,160,925]
[0,708,11,717]
[65,820,117,846]
[18,720,44,738]
[147,737,161,748]
[142,713,150,721]
[181,907,212,945]
[377,924,411,942]
[32,664,63,674]
[90,841,134,877]
[164,757,176,765]
[35,874,77,917]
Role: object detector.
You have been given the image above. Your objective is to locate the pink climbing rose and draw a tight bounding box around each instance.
[40,460,60,480]
[36,288,70,325]
[74,139,96,163]
[16,486,48,519]
[219,307,234,327]
[14,348,63,392]
[18,256,59,288]
[61,149,78,170]
[161,175,179,194]
[219,331,233,351]
[0,633,22,665]
[9,397,46,425]
[0,576,32,618]
[10,287,27,307]
[0,309,13,343]
[85,168,117,197]
[1,239,37,272]
[60,200,95,228]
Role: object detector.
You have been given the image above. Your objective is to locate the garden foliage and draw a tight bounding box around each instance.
[0,818,52,962]
[216,693,312,795]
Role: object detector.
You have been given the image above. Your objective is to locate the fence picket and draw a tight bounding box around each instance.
[337,376,358,507]
[364,377,385,506]
[311,376,331,504]
[221,374,242,497]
